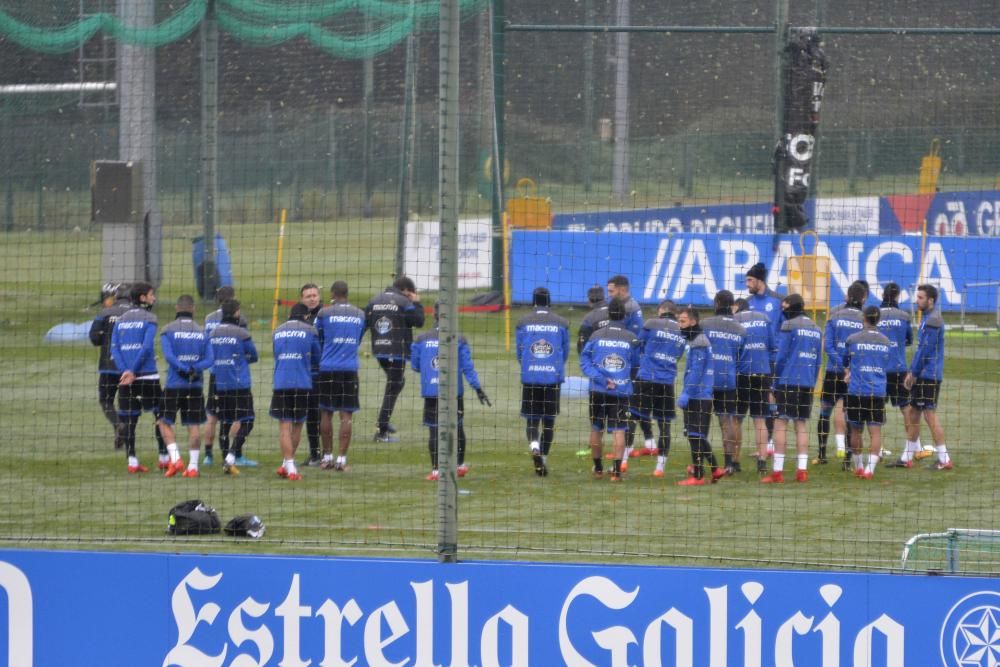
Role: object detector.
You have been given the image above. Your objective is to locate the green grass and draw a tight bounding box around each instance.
[1,221,999,573]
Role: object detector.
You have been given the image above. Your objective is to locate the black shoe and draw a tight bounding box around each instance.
[385,423,397,434]
[757,460,767,475]
[374,431,400,443]
[302,456,322,467]
[724,465,735,476]
[842,460,852,472]
[532,452,546,477]
[732,461,742,473]
[887,459,913,468]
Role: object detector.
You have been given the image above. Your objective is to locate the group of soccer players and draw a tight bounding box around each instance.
[92,264,952,483]
[514,266,953,483]
[92,277,492,481]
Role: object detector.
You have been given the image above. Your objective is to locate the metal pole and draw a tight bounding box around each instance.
[118,0,160,284]
[395,1,417,279]
[362,20,376,218]
[2,111,12,232]
[611,0,630,202]
[489,0,505,292]
[437,0,461,564]
[581,0,595,193]
[773,0,789,233]
[200,3,219,300]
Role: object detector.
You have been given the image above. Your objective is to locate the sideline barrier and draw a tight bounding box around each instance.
[511,231,1000,311]
[0,549,998,665]
[551,189,1000,237]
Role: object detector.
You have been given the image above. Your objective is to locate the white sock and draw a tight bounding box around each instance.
[188,450,200,469]
[656,455,666,471]
[644,438,656,451]
[766,440,775,453]
[937,445,950,464]
[323,453,334,462]
[797,454,808,471]
[166,443,179,461]
[835,434,846,453]
[225,452,236,466]
[337,455,346,465]
[530,440,540,453]
[624,446,633,459]
[285,459,297,475]
[773,453,785,472]
[901,440,916,462]
[128,456,139,468]
[159,453,170,465]
[852,453,863,470]
[867,454,880,474]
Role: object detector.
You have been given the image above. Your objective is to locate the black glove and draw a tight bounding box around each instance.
[177,368,193,382]
[476,388,491,407]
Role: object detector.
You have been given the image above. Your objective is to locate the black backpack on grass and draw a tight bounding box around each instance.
[167,500,221,535]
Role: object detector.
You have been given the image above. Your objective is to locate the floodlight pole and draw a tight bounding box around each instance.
[489,0,506,292]
[395,0,417,279]
[200,0,219,299]
[611,0,630,202]
[437,0,461,564]
[773,0,790,234]
[118,0,161,284]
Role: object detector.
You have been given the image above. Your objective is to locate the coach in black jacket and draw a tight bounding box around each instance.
[365,277,425,441]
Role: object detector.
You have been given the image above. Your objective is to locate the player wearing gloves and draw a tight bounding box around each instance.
[411,308,490,481]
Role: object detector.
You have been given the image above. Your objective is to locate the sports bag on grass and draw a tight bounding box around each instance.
[224,514,266,539]
[167,500,221,535]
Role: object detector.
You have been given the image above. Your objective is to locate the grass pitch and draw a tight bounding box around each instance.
[1,220,998,573]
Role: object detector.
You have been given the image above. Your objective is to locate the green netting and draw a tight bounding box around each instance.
[0,0,207,53]
[0,0,485,58]
[216,9,414,59]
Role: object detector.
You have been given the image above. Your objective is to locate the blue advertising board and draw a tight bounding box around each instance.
[0,550,998,666]
[511,231,1000,311]
[550,190,1000,238]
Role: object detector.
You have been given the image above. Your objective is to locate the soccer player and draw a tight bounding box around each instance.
[576,285,609,354]
[878,283,924,468]
[675,306,718,486]
[366,276,425,442]
[314,281,366,471]
[209,299,258,475]
[843,306,891,479]
[202,285,248,466]
[762,294,823,483]
[700,290,747,477]
[89,282,129,449]
[411,307,490,480]
[606,275,643,336]
[159,294,214,478]
[580,298,640,482]
[903,284,952,470]
[298,283,324,467]
[110,281,166,473]
[271,304,322,482]
[515,286,570,476]
[745,262,782,450]
[819,282,866,465]
[635,300,687,477]
[733,297,776,474]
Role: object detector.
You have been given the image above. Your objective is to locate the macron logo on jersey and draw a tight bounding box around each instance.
[275,330,307,339]
[525,325,560,333]
[856,343,889,352]
[172,332,204,340]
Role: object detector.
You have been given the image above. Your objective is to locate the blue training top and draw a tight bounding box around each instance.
[160,315,214,389]
[877,306,912,374]
[679,333,714,402]
[111,306,158,377]
[411,328,482,398]
[210,321,258,391]
[315,301,366,372]
[701,313,746,391]
[735,309,775,376]
[515,308,571,386]
[910,308,945,381]
[775,314,823,388]
[580,323,640,397]
[636,317,686,384]
[844,329,891,396]
[272,319,321,391]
